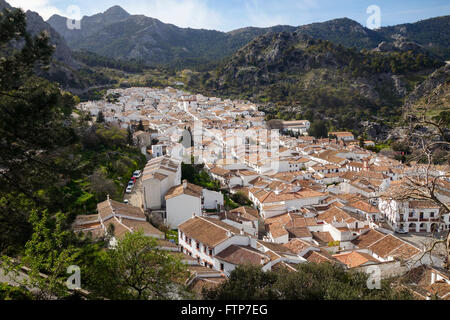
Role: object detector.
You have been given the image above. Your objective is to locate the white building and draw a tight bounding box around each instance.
[379,199,448,233]
[165,181,203,229]
[142,156,182,210]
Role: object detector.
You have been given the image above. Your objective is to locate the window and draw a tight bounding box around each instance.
[430,212,434,218]
[220,263,224,271]
[209,249,213,256]
[409,212,414,217]
[196,242,200,250]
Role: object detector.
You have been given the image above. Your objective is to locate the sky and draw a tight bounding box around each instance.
[7,0,450,32]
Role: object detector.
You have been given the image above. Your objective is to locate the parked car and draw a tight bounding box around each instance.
[133,170,142,178]
[126,186,133,194]
[395,228,408,234]
[124,199,129,204]
[128,181,134,187]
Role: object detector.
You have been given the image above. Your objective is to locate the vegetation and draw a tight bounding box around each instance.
[0,7,145,258]
[83,232,189,300]
[0,283,32,300]
[184,32,443,131]
[181,163,221,192]
[230,192,253,207]
[203,263,413,300]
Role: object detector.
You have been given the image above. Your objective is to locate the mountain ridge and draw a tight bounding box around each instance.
[46,5,450,68]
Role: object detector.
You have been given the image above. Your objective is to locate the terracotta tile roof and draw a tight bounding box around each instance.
[210,166,231,177]
[257,240,294,255]
[408,200,440,209]
[253,187,326,204]
[312,231,335,244]
[190,277,226,294]
[98,199,146,221]
[368,234,421,260]
[303,250,334,264]
[286,227,312,239]
[121,219,164,238]
[283,239,316,254]
[352,229,386,248]
[333,251,379,268]
[317,206,357,224]
[403,266,450,300]
[215,245,270,266]
[165,182,203,200]
[348,200,379,213]
[228,206,259,221]
[179,217,241,248]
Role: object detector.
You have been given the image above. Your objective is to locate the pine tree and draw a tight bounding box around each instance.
[137,119,145,131]
[96,111,105,123]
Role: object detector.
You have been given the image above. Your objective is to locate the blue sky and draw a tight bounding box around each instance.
[8,0,450,31]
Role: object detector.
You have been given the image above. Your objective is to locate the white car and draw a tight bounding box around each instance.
[395,228,408,234]
[126,186,133,194]
[133,170,142,178]
[123,199,129,204]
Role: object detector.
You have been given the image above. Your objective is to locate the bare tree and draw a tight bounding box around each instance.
[382,96,449,270]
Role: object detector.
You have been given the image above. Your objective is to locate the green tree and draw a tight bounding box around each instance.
[230,192,253,206]
[137,119,145,131]
[86,232,189,300]
[21,211,82,299]
[96,111,105,123]
[0,7,77,253]
[308,120,328,138]
[205,263,413,300]
[0,283,32,300]
[203,265,278,300]
[126,125,133,145]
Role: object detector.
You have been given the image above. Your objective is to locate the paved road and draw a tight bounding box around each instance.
[124,177,144,210]
[396,232,448,258]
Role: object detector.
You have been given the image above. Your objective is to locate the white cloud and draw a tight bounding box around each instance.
[8,0,63,20]
[123,0,224,30]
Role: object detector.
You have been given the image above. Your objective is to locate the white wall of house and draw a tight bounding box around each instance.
[203,189,224,210]
[222,219,258,237]
[166,194,201,229]
[143,178,163,210]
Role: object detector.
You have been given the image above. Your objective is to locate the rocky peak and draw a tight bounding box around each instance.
[103,5,130,20]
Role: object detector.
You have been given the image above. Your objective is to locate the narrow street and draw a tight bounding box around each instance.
[124,176,144,210]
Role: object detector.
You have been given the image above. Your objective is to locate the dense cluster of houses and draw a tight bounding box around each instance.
[75,87,450,299]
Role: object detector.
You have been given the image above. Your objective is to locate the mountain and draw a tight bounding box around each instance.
[186,31,443,130]
[294,18,386,50]
[47,6,450,69]
[0,0,99,91]
[47,5,131,44]
[0,0,76,68]
[48,7,296,68]
[378,16,450,60]
[404,63,450,118]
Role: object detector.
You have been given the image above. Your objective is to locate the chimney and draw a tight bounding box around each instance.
[183,179,188,189]
[240,228,244,235]
[431,271,436,285]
